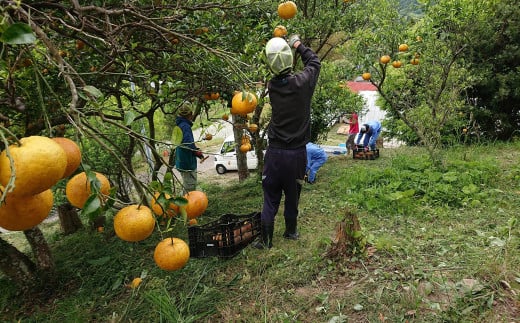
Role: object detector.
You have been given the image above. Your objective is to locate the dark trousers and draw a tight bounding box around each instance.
[346,133,356,153]
[261,146,306,224]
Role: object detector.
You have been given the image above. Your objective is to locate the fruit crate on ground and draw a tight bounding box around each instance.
[353,145,380,160]
[188,212,261,259]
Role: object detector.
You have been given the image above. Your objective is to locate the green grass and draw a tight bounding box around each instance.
[1,142,519,322]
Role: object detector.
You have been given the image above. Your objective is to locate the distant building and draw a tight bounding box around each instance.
[346,78,384,124]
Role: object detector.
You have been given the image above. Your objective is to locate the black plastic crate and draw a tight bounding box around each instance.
[188,212,261,259]
[353,145,379,160]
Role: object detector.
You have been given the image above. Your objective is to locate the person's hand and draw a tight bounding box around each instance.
[364,146,369,152]
[195,150,204,159]
[288,34,301,48]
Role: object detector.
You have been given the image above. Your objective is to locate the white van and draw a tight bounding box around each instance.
[214,135,263,174]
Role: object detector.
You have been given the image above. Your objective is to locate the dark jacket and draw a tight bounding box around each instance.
[175,116,197,171]
[267,44,321,149]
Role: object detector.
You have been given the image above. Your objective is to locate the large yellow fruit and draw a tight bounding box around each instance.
[183,190,208,219]
[153,237,190,271]
[278,1,297,20]
[0,188,53,231]
[113,204,155,242]
[52,137,82,178]
[231,91,257,115]
[239,142,252,153]
[0,136,67,196]
[392,60,402,68]
[398,43,409,52]
[150,192,179,217]
[248,123,259,133]
[362,72,371,81]
[65,171,111,208]
[273,25,288,38]
[380,55,391,64]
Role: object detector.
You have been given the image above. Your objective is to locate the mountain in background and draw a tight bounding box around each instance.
[399,0,423,16]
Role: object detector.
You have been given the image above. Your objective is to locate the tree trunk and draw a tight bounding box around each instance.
[58,202,84,235]
[0,236,36,285]
[233,114,250,182]
[254,133,266,178]
[23,227,54,273]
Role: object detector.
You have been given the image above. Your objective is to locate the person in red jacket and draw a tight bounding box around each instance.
[253,35,321,249]
[345,112,359,155]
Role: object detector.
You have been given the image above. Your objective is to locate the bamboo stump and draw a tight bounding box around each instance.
[325,209,365,259]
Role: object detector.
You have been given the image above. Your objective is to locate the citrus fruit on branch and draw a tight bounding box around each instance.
[183,190,208,219]
[0,188,53,231]
[273,25,288,38]
[278,1,297,20]
[392,60,402,68]
[114,204,155,242]
[248,123,259,133]
[150,191,179,217]
[231,91,257,115]
[153,237,190,271]
[0,136,67,196]
[65,171,111,208]
[380,55,391,64]
[52,137,82,178]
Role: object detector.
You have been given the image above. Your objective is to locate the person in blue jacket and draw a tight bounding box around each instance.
[305,142,328,184]
[355,120,382,151]
[253,35,321,249]
[175,102,204,193]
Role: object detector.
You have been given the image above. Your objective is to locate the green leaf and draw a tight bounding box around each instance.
[82,195,101,217]
[352,230,363,239]
[442,172,458,182]
[111,277,123,290]
[149,181,161,192]
[163,172,173,183]
[462,184,478,195]
[173,196,188,207]
[0,23,36,44]
[507,216,517,228]
[83,85,104,100]
[87,256,111,266]
[85,170,101,192]
[163,172,174,192]
[171,126,183,146]
[124,111,137,126]
[179,205,187,222]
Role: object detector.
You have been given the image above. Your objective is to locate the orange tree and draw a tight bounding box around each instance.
[240,0,382,179]
[343,0,489,167]
[181,0,382,181]
[268,0,377,142]
[0,0,275,288]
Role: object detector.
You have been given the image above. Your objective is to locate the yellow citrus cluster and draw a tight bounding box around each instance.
[0,136,81,231]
